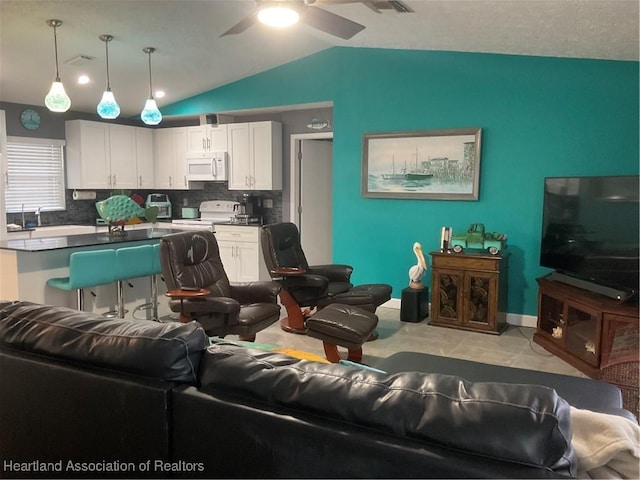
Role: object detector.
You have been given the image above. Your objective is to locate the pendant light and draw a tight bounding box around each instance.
[140,47,162,125]
[96,34,120,119]
[44,19,71,112]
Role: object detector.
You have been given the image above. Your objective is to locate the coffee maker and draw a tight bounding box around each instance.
[234,194,262,224]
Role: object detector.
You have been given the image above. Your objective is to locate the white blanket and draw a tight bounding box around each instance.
[571,406,640,479]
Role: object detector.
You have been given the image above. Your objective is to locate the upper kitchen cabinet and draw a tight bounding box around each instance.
[154,127,202,190]
[227,121,282,190]
[135,127,154,189]
[66,120,147,190]
[186,124,228,156]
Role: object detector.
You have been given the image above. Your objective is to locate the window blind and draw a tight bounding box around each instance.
[5,136,66,213]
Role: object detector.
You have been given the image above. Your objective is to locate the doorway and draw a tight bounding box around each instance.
[289,132,333,265]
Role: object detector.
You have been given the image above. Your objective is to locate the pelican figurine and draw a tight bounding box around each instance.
[409,242,427,289]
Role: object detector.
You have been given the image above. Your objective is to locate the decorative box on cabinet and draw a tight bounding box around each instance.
[215,225,270,283]
[227,121,282,191]
[429,251,508,335]
[534,276,639,379]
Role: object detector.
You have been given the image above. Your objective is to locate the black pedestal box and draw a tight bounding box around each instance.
[400,287,429,323]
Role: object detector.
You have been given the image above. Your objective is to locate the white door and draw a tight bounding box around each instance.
[296,138,333,265]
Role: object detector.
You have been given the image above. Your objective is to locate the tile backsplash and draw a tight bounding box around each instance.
[7,183,283,227]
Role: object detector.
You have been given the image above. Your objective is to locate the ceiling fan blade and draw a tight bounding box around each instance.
[303,6,365,39]
[220,12,258,37]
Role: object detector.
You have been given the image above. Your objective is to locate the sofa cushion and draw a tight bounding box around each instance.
[0,301,208,385]
[199,342,576,475]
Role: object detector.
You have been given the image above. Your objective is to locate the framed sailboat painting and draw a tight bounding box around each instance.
[361,128,482,200]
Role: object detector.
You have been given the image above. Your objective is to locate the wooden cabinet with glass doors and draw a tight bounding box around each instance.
[429,251,508,335]
[534,275,638,378]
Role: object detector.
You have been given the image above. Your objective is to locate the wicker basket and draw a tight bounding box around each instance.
[601,323,639,420]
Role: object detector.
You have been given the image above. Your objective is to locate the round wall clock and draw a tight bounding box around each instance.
[20,109,41,130]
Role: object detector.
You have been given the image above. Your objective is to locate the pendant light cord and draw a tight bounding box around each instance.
[52,24,61,81]
[105,40,111,90]
[147,51,154,99]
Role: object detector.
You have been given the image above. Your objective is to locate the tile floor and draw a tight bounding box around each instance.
[252,307,588,378]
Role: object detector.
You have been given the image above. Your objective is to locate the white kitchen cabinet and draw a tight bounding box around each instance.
[153,127,199,190]
[215,225,269,282]
[108,124,138,190]
[227,121,282,190]
[135,127,154,188]
[186,124,228,155]
[66,120,143,190]
[65,121,110,189]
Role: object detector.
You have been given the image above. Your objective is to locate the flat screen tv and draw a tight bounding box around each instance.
[540,175,639,302]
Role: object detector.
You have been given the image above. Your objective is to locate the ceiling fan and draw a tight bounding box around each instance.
[220,1,412,40]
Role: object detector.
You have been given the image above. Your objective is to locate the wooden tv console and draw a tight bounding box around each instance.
[534,275,639,378]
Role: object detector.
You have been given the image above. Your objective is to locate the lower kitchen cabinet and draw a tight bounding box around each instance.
[215,225,270,283]
[429,251,508,334]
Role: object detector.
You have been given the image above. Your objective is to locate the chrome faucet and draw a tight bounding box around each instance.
[21,204,25,229]
[35,206,42,226]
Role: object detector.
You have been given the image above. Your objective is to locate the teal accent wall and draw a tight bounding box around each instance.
[164,47,639,316]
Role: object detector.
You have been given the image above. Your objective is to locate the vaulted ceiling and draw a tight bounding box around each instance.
[1,0,637,118]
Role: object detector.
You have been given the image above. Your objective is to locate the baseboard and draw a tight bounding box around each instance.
[381,298,401,309]
[380,299,537,329]
[505,313,537,329]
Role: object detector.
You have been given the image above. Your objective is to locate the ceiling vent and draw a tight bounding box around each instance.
[64,54,95,66]
[364,1,414,13]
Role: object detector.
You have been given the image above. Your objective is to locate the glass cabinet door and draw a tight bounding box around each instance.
[539,293,565,342]
[434,269,463,324]
[565,300,600,366]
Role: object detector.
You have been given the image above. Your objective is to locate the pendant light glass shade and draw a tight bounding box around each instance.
[97,91,120,119]
[141,47,162,125]
[141,99,162,125]
[97,34,120,119]
[45,81,71,112]
[44,19,71,112]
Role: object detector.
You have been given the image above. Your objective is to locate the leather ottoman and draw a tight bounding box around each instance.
[306,303,378,363]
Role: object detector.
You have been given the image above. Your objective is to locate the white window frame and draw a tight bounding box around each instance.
[5,136,66,213]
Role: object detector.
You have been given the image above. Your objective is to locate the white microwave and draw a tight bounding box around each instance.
[186,152,227,181]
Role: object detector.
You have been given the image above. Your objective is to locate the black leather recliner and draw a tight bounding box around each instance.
[260,222,392,334]
[159,230,281,341]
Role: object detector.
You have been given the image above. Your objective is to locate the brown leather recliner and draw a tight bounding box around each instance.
[260,222,392,334]
[159,230,281,341]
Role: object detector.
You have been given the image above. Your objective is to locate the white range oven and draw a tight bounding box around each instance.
[171,200,239,232]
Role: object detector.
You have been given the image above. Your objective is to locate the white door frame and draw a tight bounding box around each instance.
[288,131,334,227]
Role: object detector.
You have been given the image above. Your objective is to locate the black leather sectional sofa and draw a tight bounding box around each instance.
[0,300,632,478]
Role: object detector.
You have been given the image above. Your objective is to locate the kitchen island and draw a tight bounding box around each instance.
[0,228,179,318]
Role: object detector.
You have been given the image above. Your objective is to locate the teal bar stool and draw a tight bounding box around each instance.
[47,249,117,311]
[115,244,156,319]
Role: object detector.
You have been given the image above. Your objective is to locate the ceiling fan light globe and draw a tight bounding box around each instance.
[97,90,120,119]
[141,98,162,125]
[45,81,71,112]
[258,5,300,28]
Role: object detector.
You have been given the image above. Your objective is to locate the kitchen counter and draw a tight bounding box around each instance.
[0,228,177,252]
[0,228,182,318]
